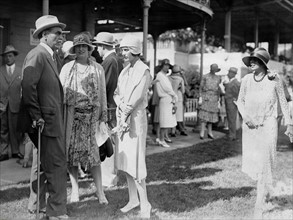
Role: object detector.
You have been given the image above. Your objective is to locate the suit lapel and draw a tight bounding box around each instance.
[47,54,59,77]
[1,67,11,85]
[9,67,20,86]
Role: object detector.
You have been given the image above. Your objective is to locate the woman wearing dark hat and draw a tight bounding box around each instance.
[237,47,293,218]
[59,32,108,204]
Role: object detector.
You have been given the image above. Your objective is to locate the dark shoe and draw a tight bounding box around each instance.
[0,154,9,162]
[164,138,172,143]
[180,131,188,136]
[200,136,204,140]
[170,133,176,137]
[12,152,24,159]
[207,134,214,139]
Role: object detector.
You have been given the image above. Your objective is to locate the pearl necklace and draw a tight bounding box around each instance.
[253,73,266,82]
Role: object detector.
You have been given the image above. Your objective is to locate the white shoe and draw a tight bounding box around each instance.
[160,141,170,148]
[155,138,160,145]
[120,201,140,213]
[140,202,152,218]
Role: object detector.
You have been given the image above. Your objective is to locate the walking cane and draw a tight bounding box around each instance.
[36,126,41,220]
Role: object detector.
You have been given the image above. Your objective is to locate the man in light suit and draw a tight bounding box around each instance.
[18,15,68,219]
[224,67,241,141]
[93,32,123,187]
[0,45,23,162]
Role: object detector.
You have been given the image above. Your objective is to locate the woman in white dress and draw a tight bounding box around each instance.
[237,47,293,218]
[60,33,108,204]
[113,35,152,218]
[155,60,177,148]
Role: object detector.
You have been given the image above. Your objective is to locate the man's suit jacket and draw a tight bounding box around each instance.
[101,52,123,108]
[19,44,64,137]
[0,64,22,113]
[224,78,240,101]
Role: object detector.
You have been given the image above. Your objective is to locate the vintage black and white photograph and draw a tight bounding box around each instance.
[0,0,293,219]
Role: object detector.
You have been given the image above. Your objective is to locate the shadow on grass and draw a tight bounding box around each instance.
[0,186,30,204]
[66,180,253,219]
[268,194,293,212]
[146,136,242,183]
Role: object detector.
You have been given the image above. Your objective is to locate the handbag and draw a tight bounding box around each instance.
[99,138,114,162]
[172,105,177,114]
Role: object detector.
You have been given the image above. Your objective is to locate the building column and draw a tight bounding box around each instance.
[153,35,157,68]
[224,10,231,52]
[273,29,280,60]
[254,10,259,48]
[43,0,49,15]
[291,40,293,64]
[200,20,206,82]
[142,0,153,60]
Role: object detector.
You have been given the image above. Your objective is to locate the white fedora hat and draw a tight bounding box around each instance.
[33,15,66,39]
[93,32,115,46]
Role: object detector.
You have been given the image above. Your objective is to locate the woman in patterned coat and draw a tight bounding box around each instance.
[198,63,221,139]
[60,33,108,204]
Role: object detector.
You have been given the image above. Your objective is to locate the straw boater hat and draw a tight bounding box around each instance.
[68,33,95,54]
[242,47,270,69]
[119,35,142,55]
[210,63,221,72]
[1,45,19,56]
[228,67,238,74]
[93,32,116,46]
[33,15,66,39]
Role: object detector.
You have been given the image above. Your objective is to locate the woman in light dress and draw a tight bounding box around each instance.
[60,33,108,204]
[198,63,221,139]
[237,47,293,218]
[155,59,177,148]
[113,35,152,218]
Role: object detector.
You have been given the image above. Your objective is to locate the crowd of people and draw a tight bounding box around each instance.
[0,14,293,220]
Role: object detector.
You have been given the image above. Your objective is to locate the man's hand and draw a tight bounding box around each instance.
[32,118,45,132]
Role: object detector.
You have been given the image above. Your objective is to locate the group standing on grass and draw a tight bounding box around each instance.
[0,13,293,220]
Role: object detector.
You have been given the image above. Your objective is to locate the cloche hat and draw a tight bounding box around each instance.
[69,33,96,54]
[172,64,181,73]
[33,15,66,39]
[242,47,270,69]
[120,35,142,55]
[93,32,116,46]
[210,63,221,72]
[1,45,19,56]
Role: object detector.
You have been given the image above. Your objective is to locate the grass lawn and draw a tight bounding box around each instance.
[0,127,292,220]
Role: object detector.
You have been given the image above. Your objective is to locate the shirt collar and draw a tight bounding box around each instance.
[103,50,115,60]
[40,42,54,59]
[6,63,15,72]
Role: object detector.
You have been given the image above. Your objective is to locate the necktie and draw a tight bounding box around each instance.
[8,66,12,75]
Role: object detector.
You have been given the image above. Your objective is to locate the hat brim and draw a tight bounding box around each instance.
[1,50,19,56]
[68,43,95,54]
[33,23,66,39]
[242,56,268,69]
[92,40,115,46]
